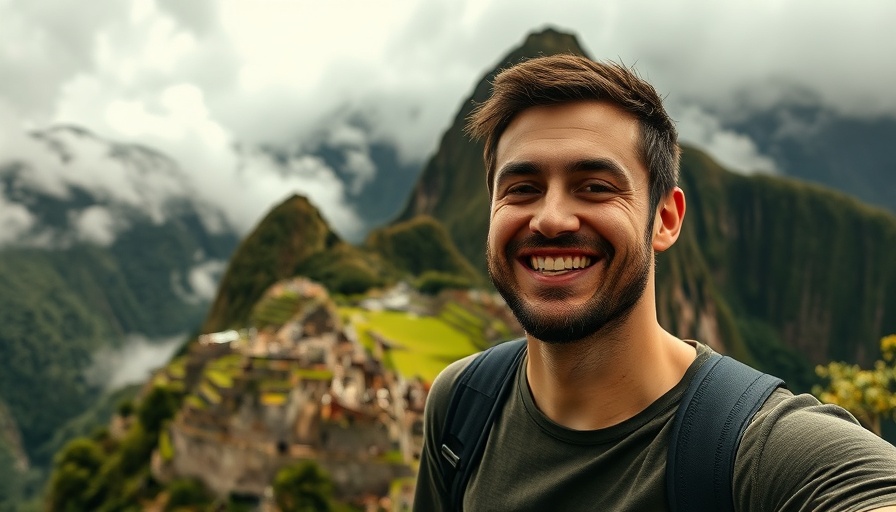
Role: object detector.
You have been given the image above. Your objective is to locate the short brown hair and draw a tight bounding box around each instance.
[466,54,679,212]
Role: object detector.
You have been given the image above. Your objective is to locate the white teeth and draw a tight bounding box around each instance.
[528,255,594,271]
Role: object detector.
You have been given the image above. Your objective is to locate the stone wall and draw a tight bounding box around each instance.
[160,419,410,501]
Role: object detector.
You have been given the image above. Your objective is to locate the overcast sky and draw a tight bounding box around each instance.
[3,0,896,241]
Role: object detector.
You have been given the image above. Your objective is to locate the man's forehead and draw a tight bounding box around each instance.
[498,100,637,146]
[494,100,643,176]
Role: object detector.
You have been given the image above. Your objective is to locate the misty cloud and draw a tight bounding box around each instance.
[170,257,226,305]
[322,123,378,195]
[188,259,227,302]
[673,104,778,174]
[234,147,366,241]
[70,205,118,246]
[0,183,36,247]
[88,333,184,390]
[0,0,128,123]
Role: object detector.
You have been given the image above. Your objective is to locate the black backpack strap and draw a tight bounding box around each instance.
[666,352,785,512]
[438,338,527,511]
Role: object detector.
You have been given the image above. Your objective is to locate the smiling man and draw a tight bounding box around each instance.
[412,55,896,511]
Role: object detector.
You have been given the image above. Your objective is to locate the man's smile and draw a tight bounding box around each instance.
[522,253,597,276]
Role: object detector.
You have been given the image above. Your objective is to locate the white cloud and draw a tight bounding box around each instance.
[0,183,36,247]
[12,126,194,229]
[88,333,184,390]
[673,104,778,174]
[187,259,227,302]
[70,205,117,246]
[0,0,128,124]
[322,123,378,194]
[232,148,366,241]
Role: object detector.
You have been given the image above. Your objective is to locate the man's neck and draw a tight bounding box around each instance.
[524,313,696,431]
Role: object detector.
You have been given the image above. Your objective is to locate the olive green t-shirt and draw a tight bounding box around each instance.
[413,341,896,511]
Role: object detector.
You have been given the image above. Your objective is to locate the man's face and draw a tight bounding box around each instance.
[487,100,656,343]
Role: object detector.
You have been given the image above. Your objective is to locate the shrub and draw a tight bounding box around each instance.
[164,478,212,511]
[273,460,334,512]
[415,271,471,295]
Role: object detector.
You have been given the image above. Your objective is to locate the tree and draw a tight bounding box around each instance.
[164,478,212,511]
[46,437,106,511]
[814,334,896,436]
[272,460,334,512]
[137,385,180,435]
[415,271,471,295]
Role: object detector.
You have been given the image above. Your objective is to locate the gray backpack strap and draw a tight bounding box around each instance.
[438,338,527,511]
[666,352,785,512]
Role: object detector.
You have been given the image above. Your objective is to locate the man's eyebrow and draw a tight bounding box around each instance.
[493,161,540,188]
[569,158,633,188]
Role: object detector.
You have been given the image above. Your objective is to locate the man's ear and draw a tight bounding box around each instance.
[652,187,686,252]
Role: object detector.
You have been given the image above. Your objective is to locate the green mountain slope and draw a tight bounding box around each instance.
[365,215,480,284]
[203,197,483,334]
[203,194,346,332]
[0,249,114,456]
[0,128,240,509]
[664,148,896,371]
[0,399,32,511]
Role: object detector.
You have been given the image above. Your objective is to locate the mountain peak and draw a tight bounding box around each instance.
[202,193,340,332]
[519,27,589,58]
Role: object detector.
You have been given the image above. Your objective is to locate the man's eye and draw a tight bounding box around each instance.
[581,183,612,193]
[507,184,540,195]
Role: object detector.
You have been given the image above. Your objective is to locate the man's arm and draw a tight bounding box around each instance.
[735,391,896,512]
[412,355,476,511]
[413,436,450,512]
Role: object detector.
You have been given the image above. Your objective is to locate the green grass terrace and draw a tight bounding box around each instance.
[344,308,482,384]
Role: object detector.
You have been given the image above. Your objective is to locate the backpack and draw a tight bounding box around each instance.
[436,338,784,512]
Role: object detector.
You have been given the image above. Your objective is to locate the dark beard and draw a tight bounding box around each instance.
[487,232,652,344]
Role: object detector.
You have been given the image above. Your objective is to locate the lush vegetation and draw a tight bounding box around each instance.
[366,216,480,285]
[203,196,482,340]
[203,195,339,332]
[0,203,235,509]
[273,460,334,512]
[45,384,182,511]
[416,271,472,295]
[0,435,38,512]
[299,244,392,297]
[348,309,481,382]
[814,335,896,436]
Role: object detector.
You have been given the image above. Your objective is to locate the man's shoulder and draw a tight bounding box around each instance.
[744,388,894,452]
[748,388,865,439]
[429,353,479,405]
[422,352,481,436]
[735,389,896,510]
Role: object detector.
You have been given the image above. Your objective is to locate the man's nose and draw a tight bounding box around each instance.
[529,190,580,238]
